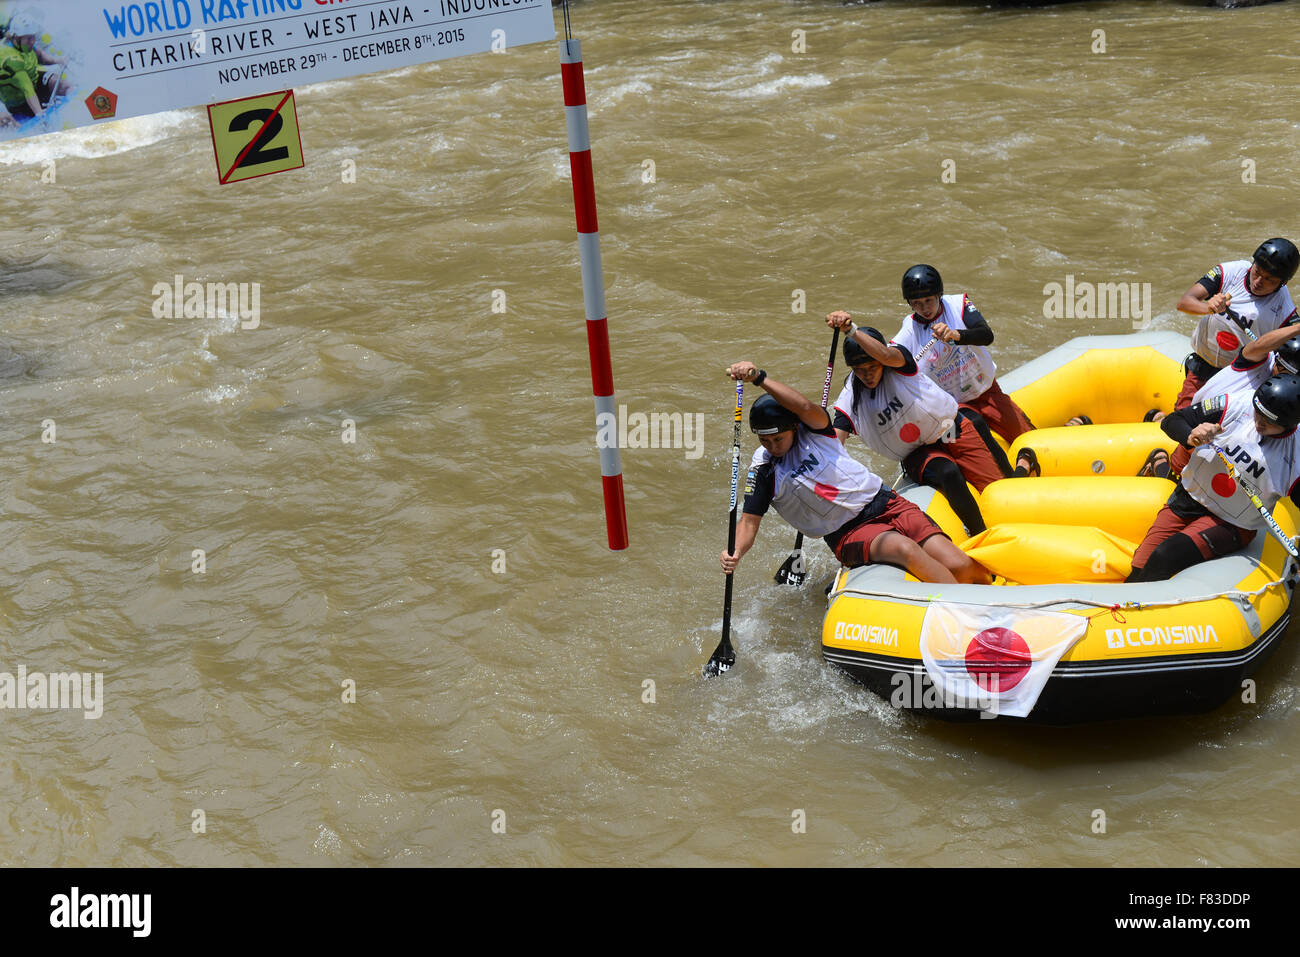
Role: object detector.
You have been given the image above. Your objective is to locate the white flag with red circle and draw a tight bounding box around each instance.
[919,603,1087,718]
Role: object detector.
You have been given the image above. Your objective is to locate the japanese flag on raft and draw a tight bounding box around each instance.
[919,603,1087,718]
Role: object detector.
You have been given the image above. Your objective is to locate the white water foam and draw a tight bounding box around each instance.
[728,74,831,99]
[201,383,244,404]
[0,110,195,166]
[593,80,652,108]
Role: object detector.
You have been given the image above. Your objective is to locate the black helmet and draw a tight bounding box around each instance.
[843,326,886,366]
[749,394,799,435]
[1253,374,1300,430]
[901,264,943,302]
[1275,335,1300,375]
[1253,238,1298,284]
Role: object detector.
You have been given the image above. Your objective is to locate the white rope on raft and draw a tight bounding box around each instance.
[828,574,1292,613]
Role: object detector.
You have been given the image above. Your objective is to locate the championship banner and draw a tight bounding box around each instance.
[0,0,555,143]
[919,602,1087,718]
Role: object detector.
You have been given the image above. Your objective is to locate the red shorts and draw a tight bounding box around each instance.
[1175,369,1209,411]
[1169,370,1211,476]
[963,379,1035,443]
[903,412,1008,492]
[828,490,946,568]
[1131,503,1255,570]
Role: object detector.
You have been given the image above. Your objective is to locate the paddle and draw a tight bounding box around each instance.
[1223,296,1258,343]
[774,328,840,586]
[1210,444,1300,559]
[703,379,745,677]
[913,332,942,364]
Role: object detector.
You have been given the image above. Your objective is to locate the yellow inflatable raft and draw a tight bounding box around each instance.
[822,332,1298,723]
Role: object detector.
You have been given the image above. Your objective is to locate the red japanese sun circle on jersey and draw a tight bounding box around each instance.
[1215,331,1241,351]
[899,423,921,443]
[1211,473,1237,497]
[965,627,1031,692]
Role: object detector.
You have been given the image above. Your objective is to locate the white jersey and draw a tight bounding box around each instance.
[750,426,882,537]
[893,293,997,402]
[1182,390,1300,529]
[833,348,958,460]
[1192,260,1297,368]
[1192,355,1271,405]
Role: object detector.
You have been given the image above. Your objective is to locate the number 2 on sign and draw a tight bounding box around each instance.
[228,109,288,167]
[207,90,305,185]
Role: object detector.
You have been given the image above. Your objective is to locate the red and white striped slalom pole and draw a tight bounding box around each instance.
[560,35,628,551]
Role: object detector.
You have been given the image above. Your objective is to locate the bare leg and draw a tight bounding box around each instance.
[869,530,958,584]
[922,535,992,585]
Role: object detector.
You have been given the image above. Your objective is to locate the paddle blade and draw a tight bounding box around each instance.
[773,549,806,586]
[702,637,735,678]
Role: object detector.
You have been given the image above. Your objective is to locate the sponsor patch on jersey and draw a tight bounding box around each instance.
[744,469,756,496]
[1203,265,1223,282]
[1199,394,1227,416]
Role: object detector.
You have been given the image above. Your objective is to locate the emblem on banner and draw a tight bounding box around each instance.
[84,86,118,120]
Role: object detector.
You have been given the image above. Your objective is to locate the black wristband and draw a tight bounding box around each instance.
[752,369,767,386]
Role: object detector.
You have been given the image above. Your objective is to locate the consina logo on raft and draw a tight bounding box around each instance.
[1104,625,1220,650]
[833,622,899,647]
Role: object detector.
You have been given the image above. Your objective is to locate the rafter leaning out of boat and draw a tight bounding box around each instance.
[718,361,991,586]
[825,311,1034,536]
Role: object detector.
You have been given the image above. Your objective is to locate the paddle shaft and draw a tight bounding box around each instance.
[707,380,744,674]
[1224,301,1258,343]
[721,382,742,645]
[819,327,842,409]
[1210,444,1299,559]
[914,334,941,363]
[789,328,842,557]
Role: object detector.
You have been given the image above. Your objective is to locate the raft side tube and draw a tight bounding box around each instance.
[1007,424,1177,478]
[1000,332,1188,427]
